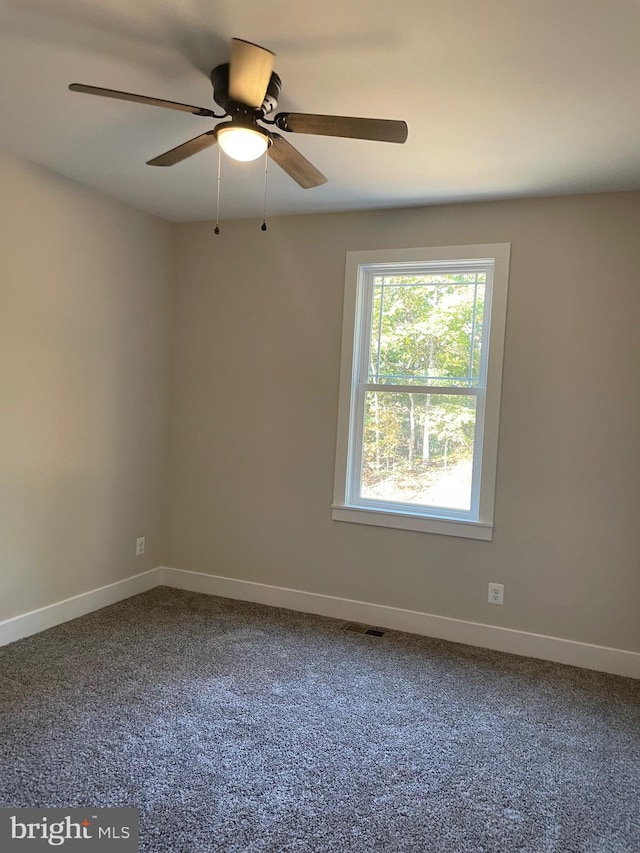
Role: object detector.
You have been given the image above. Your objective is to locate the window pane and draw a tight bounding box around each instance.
[368,276,485,386]
[361,392,476,511]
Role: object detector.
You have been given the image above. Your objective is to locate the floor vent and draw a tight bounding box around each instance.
[344,623,386,637]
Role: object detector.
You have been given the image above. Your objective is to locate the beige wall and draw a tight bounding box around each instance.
[167,192,640,653]
[0,151,170,621]
[2,152,638,656]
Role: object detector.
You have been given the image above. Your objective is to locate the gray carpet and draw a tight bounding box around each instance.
[1,587,639,852]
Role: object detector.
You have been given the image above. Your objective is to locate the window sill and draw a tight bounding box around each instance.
[331,504,493,540]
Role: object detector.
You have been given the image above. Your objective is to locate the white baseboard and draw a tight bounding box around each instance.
[0,568,161,647]
[3,566,638,679]
[159,567,640,679]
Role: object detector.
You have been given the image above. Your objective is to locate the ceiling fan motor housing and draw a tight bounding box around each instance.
[261,73,282,115]
[210,64,282,116]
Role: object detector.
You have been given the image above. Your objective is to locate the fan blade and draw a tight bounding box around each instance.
[275,113,408,143]
[147,131,218,166]
[268,134,327,189]
[228,38,274,109]
[69,84,216,117]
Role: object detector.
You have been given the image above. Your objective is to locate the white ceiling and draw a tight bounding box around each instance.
[1,0,639,223]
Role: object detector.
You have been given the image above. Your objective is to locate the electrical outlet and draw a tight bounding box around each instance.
[136,536,145,557]
[488,582,504,605]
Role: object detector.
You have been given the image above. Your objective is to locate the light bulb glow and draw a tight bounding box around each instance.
[216,126,269,162]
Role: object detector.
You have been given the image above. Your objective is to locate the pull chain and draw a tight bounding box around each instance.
[214,146,221,235]
[261,148,268,232]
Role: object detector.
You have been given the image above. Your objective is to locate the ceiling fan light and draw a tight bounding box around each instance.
[216,125,269,161]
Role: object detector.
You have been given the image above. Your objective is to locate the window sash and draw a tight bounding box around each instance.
[347,386,487,521]
[367,273,487,387]
[358,264,493,390]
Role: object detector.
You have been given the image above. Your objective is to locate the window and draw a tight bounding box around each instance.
[332,244,510,540]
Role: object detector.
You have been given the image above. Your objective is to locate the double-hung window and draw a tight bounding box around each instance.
[332,244,510,540]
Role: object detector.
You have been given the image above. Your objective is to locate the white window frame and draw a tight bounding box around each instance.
[332,243,510,541]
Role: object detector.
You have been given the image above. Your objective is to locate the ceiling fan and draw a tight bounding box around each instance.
[69,37,408,189]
